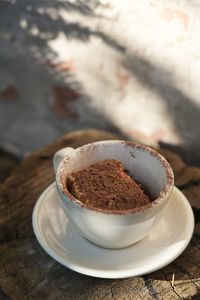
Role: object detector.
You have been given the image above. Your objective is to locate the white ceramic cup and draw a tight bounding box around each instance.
[53,140,174,249]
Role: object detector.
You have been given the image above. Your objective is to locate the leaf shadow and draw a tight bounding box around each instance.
[0,0,126,154]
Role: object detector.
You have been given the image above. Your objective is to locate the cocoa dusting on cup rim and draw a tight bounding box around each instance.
[56,140,174,215]
[122,141,174,185]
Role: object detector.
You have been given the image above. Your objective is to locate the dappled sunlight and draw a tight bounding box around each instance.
[0,2,200,299]
[47,0,198,156]
[0,0,199,165]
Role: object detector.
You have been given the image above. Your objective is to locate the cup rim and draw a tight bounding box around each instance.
[56,140,174,215]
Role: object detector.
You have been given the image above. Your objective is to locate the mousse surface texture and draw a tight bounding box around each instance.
[67,159,151,210]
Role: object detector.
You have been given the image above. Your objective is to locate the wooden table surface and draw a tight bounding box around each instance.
[0,129,199,300]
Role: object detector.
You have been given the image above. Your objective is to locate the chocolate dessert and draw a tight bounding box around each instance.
[67,159,151,210]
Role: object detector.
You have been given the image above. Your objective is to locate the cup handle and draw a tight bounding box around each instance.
[53,147,75,173]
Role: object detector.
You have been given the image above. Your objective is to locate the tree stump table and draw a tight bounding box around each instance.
[0,129,199,300]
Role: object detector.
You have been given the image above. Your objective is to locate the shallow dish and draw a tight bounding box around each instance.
[32,183,194,279]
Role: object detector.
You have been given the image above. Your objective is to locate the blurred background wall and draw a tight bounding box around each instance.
[0,0,199,165]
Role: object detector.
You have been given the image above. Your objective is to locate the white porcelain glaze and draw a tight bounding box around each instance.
[53,141,174,249]
[32,183,194,278]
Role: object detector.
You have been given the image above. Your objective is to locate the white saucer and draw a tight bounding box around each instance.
[32,183,194,279]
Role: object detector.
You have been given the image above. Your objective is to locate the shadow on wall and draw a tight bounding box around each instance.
[123,54,200,166]
[0,0,126,154]
[0,0,199,165]
[0,0,125,51]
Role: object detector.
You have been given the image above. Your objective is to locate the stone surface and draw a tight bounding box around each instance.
[0,1,200,166]
[0,129,199,300]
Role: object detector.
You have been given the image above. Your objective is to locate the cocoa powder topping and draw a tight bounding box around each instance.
[67,159,151,210]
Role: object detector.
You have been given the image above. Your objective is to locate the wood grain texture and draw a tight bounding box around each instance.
[0,150,19,184]
[0,129,199,300]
